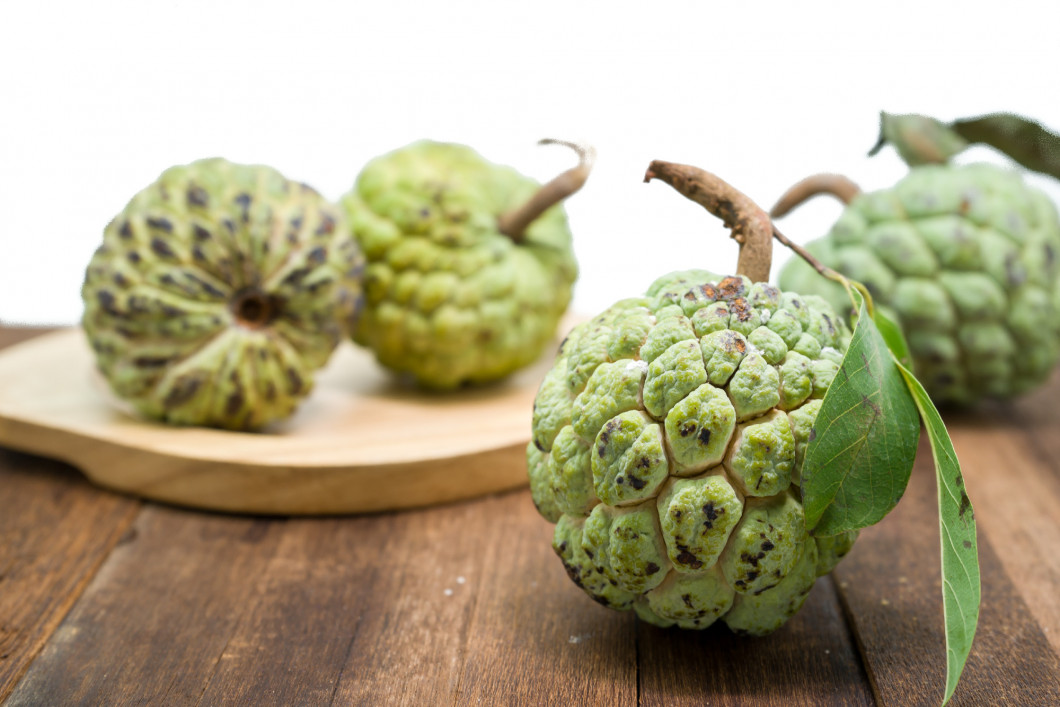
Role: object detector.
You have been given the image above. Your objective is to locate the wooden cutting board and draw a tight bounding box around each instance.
[0,326,574,514]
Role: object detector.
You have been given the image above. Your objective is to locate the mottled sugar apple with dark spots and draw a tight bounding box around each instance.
[341,141,578,389]
[528,270,857,635]
[81,158,364,430]
[780,164,1060,405]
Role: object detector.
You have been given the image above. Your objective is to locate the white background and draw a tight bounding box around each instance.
[2,0,1059,325]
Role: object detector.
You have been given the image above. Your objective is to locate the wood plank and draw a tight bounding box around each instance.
[451,492,637,707]
[4,506,285,706]
[0,327,142,703]
[833,436,1060,706]
[0,451,140,704]
[637,577,873,706]
[200,501,484,706]
[941,388,1060,655]
[0,326,571,515]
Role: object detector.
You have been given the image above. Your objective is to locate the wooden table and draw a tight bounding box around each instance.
[1,326,1058,706]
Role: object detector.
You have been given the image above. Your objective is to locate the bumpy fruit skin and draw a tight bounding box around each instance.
[81,158,364,430]
[780,163,1060,405]
[341,141,578,389]
[528,270,858,635]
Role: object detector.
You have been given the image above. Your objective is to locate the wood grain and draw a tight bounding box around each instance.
[0,451,139,704]
[942,393,1060,655]
[0,326,574,514]
[451,493,638,706]
[4,321,1060,705]
[637,577,873,706]
[0,328,142,703]
[833,437,1060,706]
[4,506,285,706]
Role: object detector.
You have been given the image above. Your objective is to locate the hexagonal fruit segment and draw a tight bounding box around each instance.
[592,411,669,506]
[656,473,743,573]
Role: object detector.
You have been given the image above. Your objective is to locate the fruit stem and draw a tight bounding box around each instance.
[643,160,773,284]
[498,139,595,243]
[770,174,862,218]
[770,225,875,316]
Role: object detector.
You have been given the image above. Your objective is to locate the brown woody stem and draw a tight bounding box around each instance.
[498,139,595,243]
[771,224,874,315]
[643,160,773,283]
[770,173,862,218]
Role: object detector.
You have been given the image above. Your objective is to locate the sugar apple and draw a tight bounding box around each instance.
[81,157,364,430]
[778,163,1060,405]
[527,268,858,635]
[340,140,585,389]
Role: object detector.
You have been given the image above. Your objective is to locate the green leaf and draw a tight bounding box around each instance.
[896,363,981,706]
[953,113,1060,181]
[870,110,1060,182]
[868,112,968,166]
[872,307,913,370]
[801,298,921,536]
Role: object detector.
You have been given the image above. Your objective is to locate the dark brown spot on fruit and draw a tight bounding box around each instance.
[680,422,697,437]
[697,427,711,445]
[675,547,703,569]
[306,246,327,265]
[96,290,119,315]
[187,185,209,207]
[702,502,718,526]
[282,267,311,286]
[164,375,202,408]
[718,276,745,300]
[133,355,173,368]
[184,273,226,298]
[193,224,212,241]
[646,562,660,575]
[730,298,752,322]
[225,390,244,417]
[628,475,647,490]
[150,238,176,259]
[146,217,173,233]
[287,367,304,394]
[315,214,336,236]
[119,221,133,239]
[682,593,694,608]
[761,540,774,551]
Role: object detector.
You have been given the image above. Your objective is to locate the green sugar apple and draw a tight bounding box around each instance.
[82,157,364,430]
[527,269,858,635]
[340,140,582,389]
[779,163,1060,405]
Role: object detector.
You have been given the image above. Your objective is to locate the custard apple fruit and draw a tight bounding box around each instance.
[340,141,580,389]
[82,157,364,430]
[527,269,858,635]
[779,163,1060,405]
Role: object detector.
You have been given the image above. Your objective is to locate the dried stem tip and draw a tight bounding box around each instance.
[498,139,596,243]
[644,160,773,284]
[770,173,862,218]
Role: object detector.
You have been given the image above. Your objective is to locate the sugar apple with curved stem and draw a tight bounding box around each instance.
[340,140,588,390]
[527,161,858,635]
[81,157,364,430]
[776,162,1060,406]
